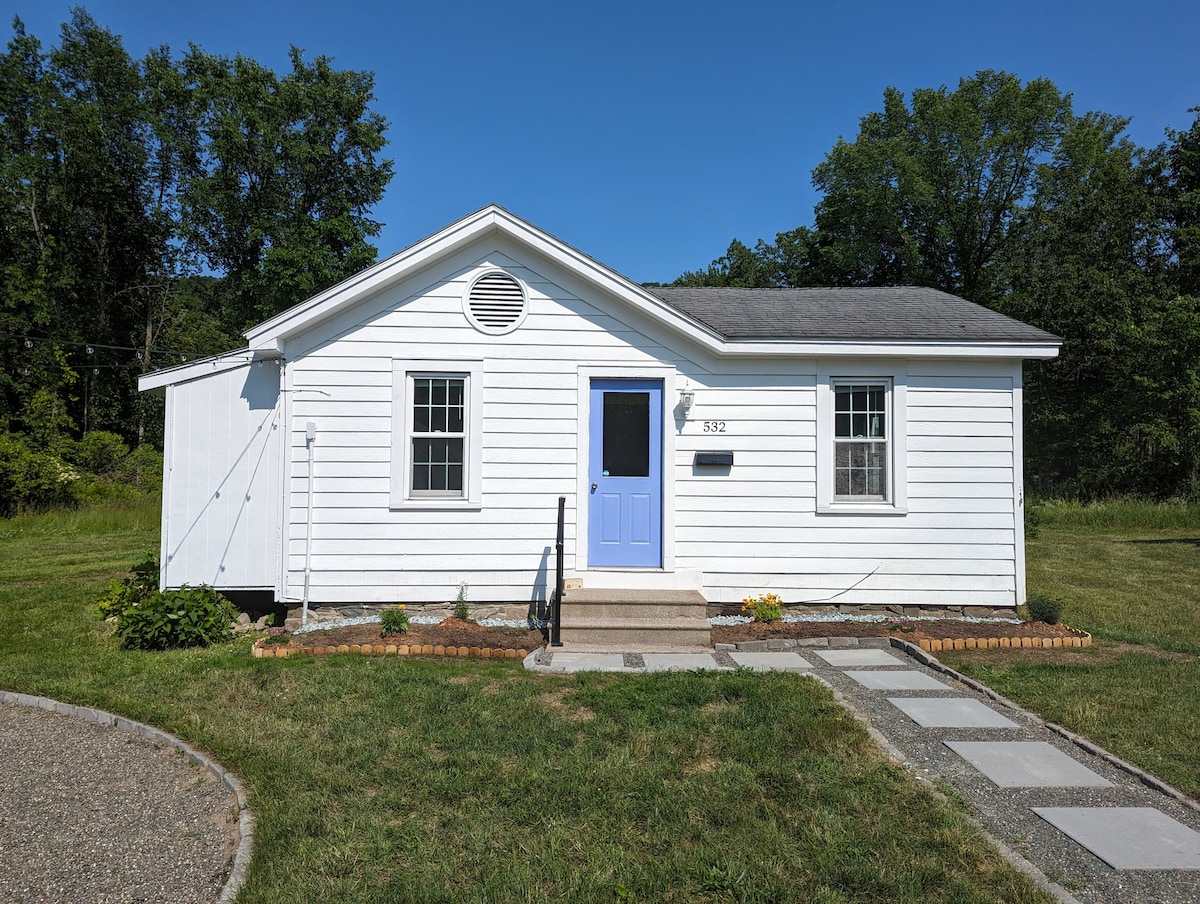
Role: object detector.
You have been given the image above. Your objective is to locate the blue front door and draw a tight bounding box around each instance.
[588,379,662,567]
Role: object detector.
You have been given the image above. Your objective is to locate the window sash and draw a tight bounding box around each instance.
[409,375,466,497]
[833,382,889,501]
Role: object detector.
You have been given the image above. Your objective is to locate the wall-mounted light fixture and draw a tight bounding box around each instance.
[679,386,695,418]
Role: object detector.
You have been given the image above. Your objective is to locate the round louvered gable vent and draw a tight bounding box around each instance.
[464,271,527,334]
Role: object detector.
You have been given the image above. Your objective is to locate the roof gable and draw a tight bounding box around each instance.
[219,205,1060,365]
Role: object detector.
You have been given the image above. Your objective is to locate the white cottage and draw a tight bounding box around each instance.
[140,205,1059,627]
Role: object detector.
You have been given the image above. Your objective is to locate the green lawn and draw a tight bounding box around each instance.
[942,499,1200,801]
[0,500,1049,904]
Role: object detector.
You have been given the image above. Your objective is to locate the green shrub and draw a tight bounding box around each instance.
[96,551,160,621]
[0,432,77,516]
[68,431,130,478]
[115,445,164,492]
[113,584,236,651]
[380,605,409,637]
[1025,593,1066,625]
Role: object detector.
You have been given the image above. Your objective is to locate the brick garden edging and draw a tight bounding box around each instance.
[914,629,1091,653]
[253,638,532,660]
[715,629,1091,654]
[0,689,254,904]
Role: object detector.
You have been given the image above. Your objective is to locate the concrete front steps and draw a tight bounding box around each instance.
[557,588,712,652]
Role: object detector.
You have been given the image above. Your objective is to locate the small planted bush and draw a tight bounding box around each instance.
[454,581,471,621]
[96,551,159,621]
[1025,593,1066,625]
[380,605,409,637]
[740,592,784,623]
[114,584,236,651]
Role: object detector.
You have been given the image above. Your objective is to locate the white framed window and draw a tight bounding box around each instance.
[834,382,889,499]
[816,368,907,514]
[391,360,483,509]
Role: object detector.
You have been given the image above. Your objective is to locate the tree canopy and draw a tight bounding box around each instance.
[0,10,392,445]
[676,72,1200,500]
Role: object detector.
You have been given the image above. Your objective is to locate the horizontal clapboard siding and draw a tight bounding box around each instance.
[273,252,1023,608]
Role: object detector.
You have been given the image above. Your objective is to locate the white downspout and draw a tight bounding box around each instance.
[302,420,316,626]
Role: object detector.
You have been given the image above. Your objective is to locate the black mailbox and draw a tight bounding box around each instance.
[694,451,734,467]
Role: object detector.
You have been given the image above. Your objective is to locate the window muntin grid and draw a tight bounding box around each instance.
[410,376,465,495]
[834,383,888,499]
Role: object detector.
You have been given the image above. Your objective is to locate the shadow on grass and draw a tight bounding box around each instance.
[1121,537,1200,545]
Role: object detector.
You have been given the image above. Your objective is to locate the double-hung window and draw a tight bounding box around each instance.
[391,360,482,508]
[834,383,888,500]
[817,371,906,514]
[410,376,465,495]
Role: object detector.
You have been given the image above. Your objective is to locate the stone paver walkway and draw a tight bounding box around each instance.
[528,641,1200,903]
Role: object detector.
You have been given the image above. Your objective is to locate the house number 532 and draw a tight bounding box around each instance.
[702,421,726,432]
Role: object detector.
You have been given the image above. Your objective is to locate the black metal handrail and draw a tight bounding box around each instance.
[549,495,564,647]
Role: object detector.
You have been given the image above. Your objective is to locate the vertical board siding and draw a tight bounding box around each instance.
[163,363,281,589]
[268,253,1023,608]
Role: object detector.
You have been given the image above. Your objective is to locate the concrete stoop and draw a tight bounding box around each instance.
[557,589,712,652]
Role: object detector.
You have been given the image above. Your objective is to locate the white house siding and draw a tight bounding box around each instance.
[272,244,1023,610]
[160,361,282,590]
[282,248,690,605]
[675,360,1021,607]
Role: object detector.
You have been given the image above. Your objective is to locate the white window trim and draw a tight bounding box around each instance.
[816,365,907,515]
[391,359,483,509]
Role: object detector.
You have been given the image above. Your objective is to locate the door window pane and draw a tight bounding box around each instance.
[602,391,649,477]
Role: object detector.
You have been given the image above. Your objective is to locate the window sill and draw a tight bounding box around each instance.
[390,500,482,512]
[817,502,908,516]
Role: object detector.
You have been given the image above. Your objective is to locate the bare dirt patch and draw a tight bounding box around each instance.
[537,688,594,722]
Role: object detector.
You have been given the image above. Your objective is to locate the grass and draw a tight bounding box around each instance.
[942,497,1200,801]
[0,500,1051,903]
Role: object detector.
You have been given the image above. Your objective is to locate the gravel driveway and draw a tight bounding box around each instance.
[0,702,238,904]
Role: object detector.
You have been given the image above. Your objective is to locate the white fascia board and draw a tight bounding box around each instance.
[243,204,728,355]
[245,206,509,351]
[137,348,256,392]
[716,339,1061,360]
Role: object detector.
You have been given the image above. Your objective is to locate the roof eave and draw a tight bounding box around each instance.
[715,339,1062,359]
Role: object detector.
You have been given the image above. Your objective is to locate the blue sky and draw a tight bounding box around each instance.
[6,0,1199,282]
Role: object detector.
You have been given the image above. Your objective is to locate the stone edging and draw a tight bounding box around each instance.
[253,638,531,660]
[888,638,1200,815]
[0,690,254,904]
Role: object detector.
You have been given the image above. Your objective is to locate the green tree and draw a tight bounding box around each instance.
[811,70,1077,303]
[180,47,393,329]
[0,12,393,453]
[1165,108,1200,298]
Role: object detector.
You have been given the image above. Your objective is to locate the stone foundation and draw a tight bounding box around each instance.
[708,602,1018,620]
[283,601,539,631]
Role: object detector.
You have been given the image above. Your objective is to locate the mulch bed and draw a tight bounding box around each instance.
[256,617,545,659]
[711,618,1086,645]
[256,615,1089,659]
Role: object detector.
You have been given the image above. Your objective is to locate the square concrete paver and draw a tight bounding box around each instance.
[813,649,905,667]
[888,697,1019,728]
[542,653,634,673]
[946,741,1113,787]
[728,651,813,671]
[642,653,730,672]
[845,670,949,690]
[1032,807,1200,869]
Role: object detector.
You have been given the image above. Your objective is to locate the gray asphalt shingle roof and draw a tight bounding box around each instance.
[646,286,1060,344]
